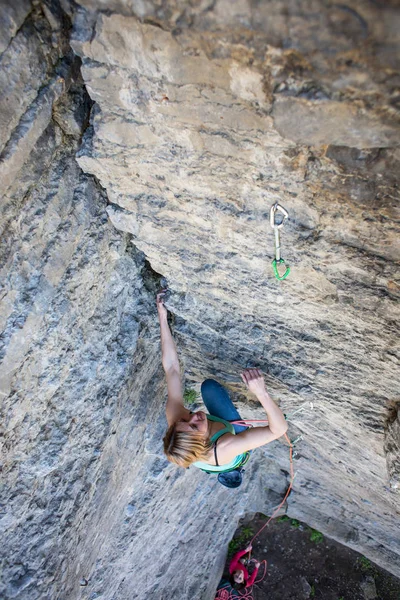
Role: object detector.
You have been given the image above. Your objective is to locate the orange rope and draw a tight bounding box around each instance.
[215,425,295,599]
[249,432,294,546]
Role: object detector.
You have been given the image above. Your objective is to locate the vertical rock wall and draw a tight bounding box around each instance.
[0,1,399,599]
[0,4,294,599]
[71,0,400,592]
[1,2,162,598]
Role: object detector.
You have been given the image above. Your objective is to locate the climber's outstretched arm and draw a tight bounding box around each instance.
[157,291,188,425]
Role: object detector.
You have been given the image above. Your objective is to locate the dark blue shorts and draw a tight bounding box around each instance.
[201,379,247,434]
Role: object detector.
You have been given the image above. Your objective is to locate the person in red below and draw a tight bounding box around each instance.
[229,544,260,591]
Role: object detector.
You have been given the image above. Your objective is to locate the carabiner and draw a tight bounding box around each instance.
[270,202,289,230]
[272,258,291,280]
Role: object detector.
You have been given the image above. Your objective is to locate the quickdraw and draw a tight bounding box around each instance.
[270,202,291,281]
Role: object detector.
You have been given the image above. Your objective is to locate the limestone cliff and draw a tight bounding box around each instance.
[0,1,399,599]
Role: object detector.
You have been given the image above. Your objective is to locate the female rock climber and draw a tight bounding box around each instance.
[157,290,288,486]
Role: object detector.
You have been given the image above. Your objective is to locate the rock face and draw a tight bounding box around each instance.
[0,1,399,600]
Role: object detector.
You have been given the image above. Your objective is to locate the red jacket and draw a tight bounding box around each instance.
[229,548,259,587]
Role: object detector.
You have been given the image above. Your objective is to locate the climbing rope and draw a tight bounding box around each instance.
[230,424,295,545]
[215,418,299,600]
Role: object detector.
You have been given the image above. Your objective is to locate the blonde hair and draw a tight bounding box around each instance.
[163,423,212,468]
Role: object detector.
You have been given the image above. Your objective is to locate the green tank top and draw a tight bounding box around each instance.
[192,414,249,473]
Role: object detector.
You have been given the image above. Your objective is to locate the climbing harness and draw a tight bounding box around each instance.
[270,202,291,281]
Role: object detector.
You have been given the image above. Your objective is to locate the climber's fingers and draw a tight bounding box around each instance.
[241,368,263,383]
[156,290,169,320]
[156,289,169,305]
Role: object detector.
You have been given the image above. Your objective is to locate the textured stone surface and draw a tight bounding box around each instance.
[0,3,159,599]
[0,2,400,600]
[0,3,65,153]
[385,403,400,492]
[0,0,31,54]
[72,0,400,591]
[0,5,289,600]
